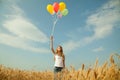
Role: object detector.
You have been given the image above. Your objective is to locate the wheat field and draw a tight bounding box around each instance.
[0,54,120,80]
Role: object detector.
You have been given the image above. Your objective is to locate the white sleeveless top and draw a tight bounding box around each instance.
[54,54,63,67]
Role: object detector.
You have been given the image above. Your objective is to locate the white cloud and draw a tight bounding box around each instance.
[3,16,48,43]
[93,47,104,52]
[62,40,81,53]
[63,0,120,53]
[86,0,120,40]
[0,33,50,53]
[2,1,48,43]
[0,0,49,53]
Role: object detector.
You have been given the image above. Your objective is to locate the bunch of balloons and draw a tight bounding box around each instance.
[47,2,68,18]
[46,2,68,36]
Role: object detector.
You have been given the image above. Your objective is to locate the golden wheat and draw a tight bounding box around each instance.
[0,54,120,80]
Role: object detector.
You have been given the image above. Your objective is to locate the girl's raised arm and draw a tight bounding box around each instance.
[50,36,55,54]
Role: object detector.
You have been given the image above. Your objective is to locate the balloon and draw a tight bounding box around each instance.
[61,9,68,16]
[59,2,66,12]
[47,4,54,15]
[53,2,59,13]
[58,14,62,18]
[57,11,62,18]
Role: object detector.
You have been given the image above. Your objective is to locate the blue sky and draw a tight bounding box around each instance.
[0,0,120,71]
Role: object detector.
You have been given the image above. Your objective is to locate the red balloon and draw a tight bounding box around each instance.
[53,2,59,13]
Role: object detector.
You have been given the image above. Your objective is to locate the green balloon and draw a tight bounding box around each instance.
[61,9,68,16]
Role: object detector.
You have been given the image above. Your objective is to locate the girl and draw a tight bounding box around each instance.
[50,36,65,74]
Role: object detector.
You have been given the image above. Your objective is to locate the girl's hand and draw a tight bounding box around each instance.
[50,36,53,40]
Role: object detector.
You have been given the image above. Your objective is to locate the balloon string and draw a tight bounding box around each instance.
[51,15,58,36]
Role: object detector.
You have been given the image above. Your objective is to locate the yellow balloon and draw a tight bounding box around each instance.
[47,4,54,15]
[59,2,66,12]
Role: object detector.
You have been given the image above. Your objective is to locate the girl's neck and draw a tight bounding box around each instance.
[57,52,62,56]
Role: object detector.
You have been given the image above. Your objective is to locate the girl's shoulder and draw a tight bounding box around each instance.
[54,53,57,55]
[54,53,57,56]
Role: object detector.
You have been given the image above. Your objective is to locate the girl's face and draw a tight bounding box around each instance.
[57,46,62,52]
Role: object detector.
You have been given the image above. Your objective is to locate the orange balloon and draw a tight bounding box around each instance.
[59,2,66,12]
[47,4,54,15]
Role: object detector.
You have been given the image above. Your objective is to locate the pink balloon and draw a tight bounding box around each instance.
[58,14,62,18]
[53,2,59,13]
